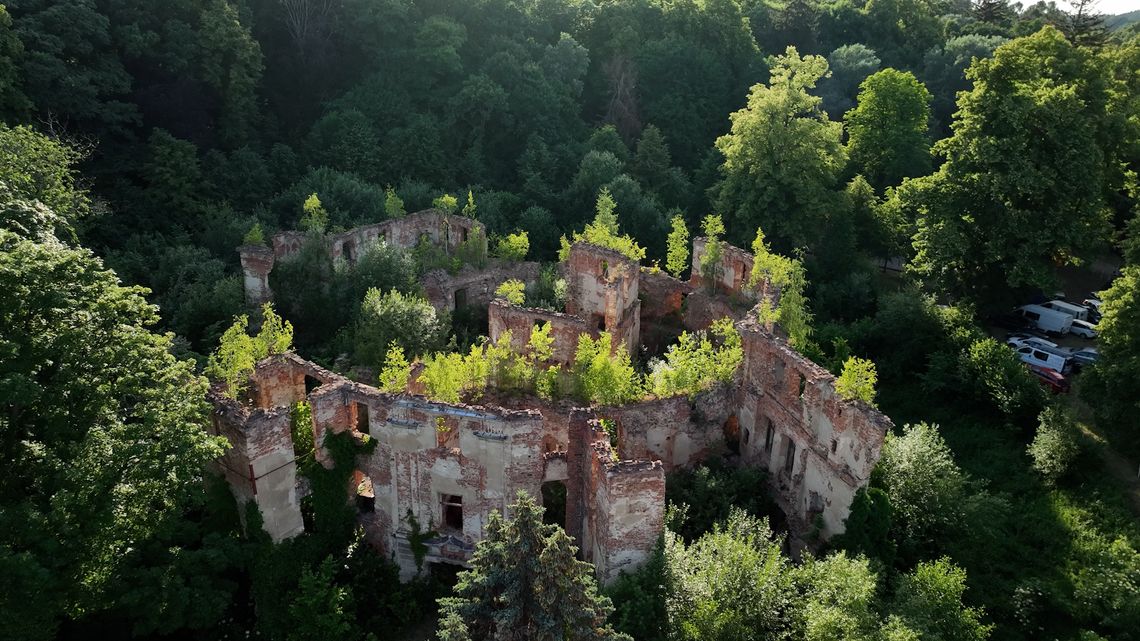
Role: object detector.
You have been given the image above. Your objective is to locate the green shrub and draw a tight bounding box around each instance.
[494,230,529,261]
[836,356,878,405]
[207,303,294,398]
[495,279,526,305]
[1027,406,1081,485]
[648,317,742,398]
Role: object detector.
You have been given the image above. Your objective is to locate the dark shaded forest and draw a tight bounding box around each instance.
[2,1,1140,640]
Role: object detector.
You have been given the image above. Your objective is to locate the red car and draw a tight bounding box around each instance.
[1026,363,1070,394]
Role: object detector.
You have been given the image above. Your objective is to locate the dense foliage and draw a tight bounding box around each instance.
[3,1,1140,640]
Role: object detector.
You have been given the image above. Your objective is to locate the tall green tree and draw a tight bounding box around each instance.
[888,558,992,641]
[714,46,847,250]
[1085,265,1140,449]
[0,124,89,236]
[845,69,932,191]
[437,492,629,641]
[664,509,796,641]
[906,27,1113,307]
[0,225,226,639]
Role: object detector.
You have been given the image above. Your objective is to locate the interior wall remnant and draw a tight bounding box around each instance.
[239,209,490,307]
[562,243,641,355]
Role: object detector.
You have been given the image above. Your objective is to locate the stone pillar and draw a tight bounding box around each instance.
[239,245,276,306]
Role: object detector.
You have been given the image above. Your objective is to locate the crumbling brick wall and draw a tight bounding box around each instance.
[637,269,692,355]
[421,261,541,313]
[562,243,641,355]
[215,232,891,584]
[566,411,665,584]
[690,236,756,296]
[595,388,731,472]
[732,316,891,538]
[209,393,305,542]
[487,298,590,365]
[238,245,275,306]
[239,210,487,306]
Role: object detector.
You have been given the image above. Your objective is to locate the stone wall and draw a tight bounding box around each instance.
[562,243,641,354]
[215,234,891,584]
[595,388,731,472]
[637,269,691,355]
[209,392,305,542]
[690,236,756,296]
[487,298,590,365]
[238,245,275,306]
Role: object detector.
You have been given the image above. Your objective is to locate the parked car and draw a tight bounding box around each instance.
[1014,345,1071,373]
[1016,304,1073,336]
[1071,347,1100,367]
[1069,319,1098,339]
[1026,363,1071,394]
[1043,299,1090,322]
[1006,333,1057,349]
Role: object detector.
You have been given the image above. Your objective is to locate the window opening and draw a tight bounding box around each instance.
[355,402,370,435]
[784,440,796,476]
[442,494,463,531]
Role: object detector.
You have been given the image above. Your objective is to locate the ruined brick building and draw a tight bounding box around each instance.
[217,220,892,583]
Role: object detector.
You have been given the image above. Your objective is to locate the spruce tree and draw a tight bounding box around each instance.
[437,492,630,641]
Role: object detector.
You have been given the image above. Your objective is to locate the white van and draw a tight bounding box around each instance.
[1017,304,1073,336]
[1043,300,1089,322]
[1014,345,1070,373]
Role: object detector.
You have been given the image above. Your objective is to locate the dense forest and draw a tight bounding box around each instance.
[2,0,1140,640]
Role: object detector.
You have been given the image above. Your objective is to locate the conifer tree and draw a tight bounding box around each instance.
[437,492,631,641]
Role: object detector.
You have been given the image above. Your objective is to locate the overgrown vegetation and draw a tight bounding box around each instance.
[207,303,294,398]
[4,1,1140,640]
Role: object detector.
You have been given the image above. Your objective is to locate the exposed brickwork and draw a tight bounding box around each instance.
[733,315,892,539]
[239,209,486,306]
[238,245,275,306]
[422,261,542,312]
[562,243,641,354]
[215,234,891,584]
[487,298,590,365]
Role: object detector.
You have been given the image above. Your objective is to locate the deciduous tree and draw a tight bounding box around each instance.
[845,69,932,191]
[714,47,846,250]
[907,28,1113,308]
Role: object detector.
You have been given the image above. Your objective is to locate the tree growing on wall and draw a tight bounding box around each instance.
[437,492,630,641]
[750,226,812,350]
[665,214,690,277]
[573,332,643,405]
[559,187,647,262]
[698,213,725,288]
[493,230,529,261]
[384,185,406,218]
[207,303,295,398]
[299,192,328,232]
[494,279,526,305]
[835,356,878,405]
